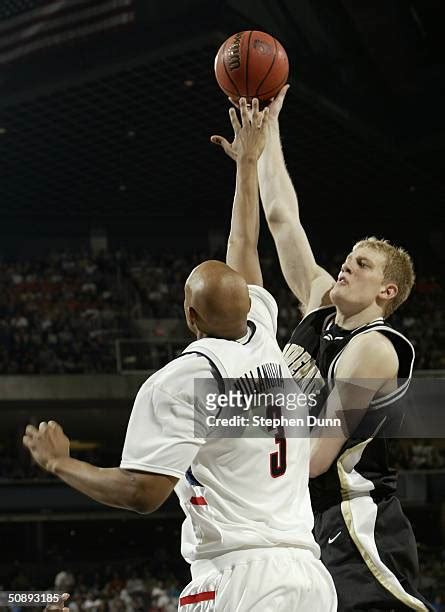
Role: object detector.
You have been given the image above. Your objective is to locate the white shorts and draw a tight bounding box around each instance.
[178,547,337,611]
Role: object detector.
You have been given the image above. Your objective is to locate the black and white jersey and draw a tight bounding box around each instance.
[284,305,415,512]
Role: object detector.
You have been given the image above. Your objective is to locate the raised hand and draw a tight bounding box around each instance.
[228,84,290,123]
[264,84,290,121]
[23,420,70,473]
[210,97,269,162]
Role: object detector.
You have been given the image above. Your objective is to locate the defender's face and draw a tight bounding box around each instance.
[330,246,387,313]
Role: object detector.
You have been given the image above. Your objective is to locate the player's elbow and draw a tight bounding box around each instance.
[227,235,257,251]
[130,489,161,515]
[265,199,298,227]
[266,206,289,227]
[126,471,177,515]
[132,499,158,515]
[118,470,163,515]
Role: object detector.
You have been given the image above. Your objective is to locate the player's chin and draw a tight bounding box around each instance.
[330,283,347,302]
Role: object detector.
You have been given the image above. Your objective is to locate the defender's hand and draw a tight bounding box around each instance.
[23,420,70,473]
[210,97,269,162]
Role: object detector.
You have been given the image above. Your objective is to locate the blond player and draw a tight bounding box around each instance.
[253,85,431,611]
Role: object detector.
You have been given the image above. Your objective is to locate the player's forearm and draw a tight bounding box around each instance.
[226,156,262,284]
[309,437,344,478]
[228,156,259,243]
[49,457,143,512]
[258,121,300,225]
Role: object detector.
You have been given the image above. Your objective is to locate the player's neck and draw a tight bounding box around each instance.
[334,303,384,330]
[196,324,248,341]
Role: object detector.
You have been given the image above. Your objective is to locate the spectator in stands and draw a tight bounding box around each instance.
[0,248,443,374]
[55,569,75,593]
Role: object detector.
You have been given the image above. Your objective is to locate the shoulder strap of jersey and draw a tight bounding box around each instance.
[181,349,226,404]
[183,339,228,381]
[301,304,336,324]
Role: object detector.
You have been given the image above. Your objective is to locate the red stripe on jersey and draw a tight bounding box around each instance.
[190,496,207,505]
[180,591,215,606]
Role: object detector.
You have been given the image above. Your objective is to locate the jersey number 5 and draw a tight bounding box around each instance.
[267,404,287,478]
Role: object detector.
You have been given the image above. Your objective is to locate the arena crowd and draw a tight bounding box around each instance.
[0,248,443,374]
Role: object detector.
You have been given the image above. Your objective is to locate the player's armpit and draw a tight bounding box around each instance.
[304,269,335,315]
[264,218,334,309]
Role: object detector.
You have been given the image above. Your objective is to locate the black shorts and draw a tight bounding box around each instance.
[314,496,433,611]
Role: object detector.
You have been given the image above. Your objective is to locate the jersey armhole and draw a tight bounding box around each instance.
[301,304,335,322]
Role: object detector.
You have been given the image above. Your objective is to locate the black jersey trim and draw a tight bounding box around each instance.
[371,383,409,406]
[181,350,225,395]
[366,326,415,378]
[368,380,411,409]
[240,320,257,345]
[322,312,336,333]
[327,324,414,380]
[326,324,415,410]
[301,304,335,322]
[181,350,227,420]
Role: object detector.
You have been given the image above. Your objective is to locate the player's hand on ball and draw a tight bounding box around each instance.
[23,420,70,473]
[263,84,290,121]
[228,84,289,123]
[211,97,269,162]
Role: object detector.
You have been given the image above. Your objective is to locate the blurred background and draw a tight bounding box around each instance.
[0,1,444,610]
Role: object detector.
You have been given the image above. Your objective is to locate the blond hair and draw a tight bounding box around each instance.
[353,236,415,316]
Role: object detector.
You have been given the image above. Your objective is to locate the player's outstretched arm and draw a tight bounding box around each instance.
[22,421,177,513]
[211,97,268,286]
[258,86,335,312]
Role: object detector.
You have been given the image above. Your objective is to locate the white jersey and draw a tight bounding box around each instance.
[121,285,319,566]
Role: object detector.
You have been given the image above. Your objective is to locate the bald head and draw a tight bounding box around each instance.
[184,260,251,340]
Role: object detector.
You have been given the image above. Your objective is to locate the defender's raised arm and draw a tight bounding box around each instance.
[211,97,268,286]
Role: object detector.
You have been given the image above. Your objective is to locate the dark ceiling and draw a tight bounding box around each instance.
[0,0,444,234]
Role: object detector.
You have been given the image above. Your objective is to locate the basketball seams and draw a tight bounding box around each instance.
[245,30,253,98]
[216,31,288,101]
[221,36,240,98]
[254,35,277,98]
[258,72,288,98]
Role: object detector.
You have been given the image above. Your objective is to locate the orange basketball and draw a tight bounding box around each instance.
[214,31,289,103]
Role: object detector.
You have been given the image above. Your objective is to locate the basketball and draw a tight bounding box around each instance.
[214,31,289,103]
